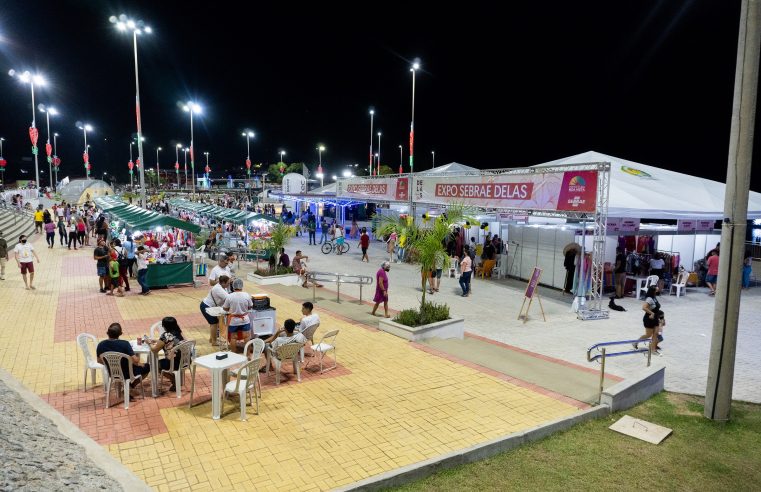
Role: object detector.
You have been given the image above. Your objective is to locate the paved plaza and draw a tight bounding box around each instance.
[0,234,588,491]
[286,233,761,403]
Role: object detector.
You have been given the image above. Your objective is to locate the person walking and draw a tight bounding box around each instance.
[57,216,67,246]
[705,249,719,295]
[371,261,391,318]
[123,236,137,278]
[43,217,56,248]
[335,222,345,255]
[113,239,131,292]
[14,234,40,290]
[93,239,111,293]
[107,250,124,297]
[33,206,44,234]
[135,245,150,296]
[0,230,8,280]
[634,285,663,354]
[386,231,397,263]
[76,217,87,247]
[614,247,626,298]
[319,217,329,244]
[308,214,317,245]
[360,227,370,262]
[742,249,753,289]
[67,219,78,250]
[459,247,473,297]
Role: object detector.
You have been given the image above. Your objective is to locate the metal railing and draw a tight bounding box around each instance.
[306,271,373,304]
[587,338,654,404]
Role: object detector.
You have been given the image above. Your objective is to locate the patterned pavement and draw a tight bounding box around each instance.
[0,234,581,491]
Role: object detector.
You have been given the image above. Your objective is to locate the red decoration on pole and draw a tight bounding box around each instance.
[245,158,251,170]
[189,146,194,163]
[279,163,285,174]
[128,160,134,171]
[135,158,141,168]
[54,157,61,167]
[29,127,39,147]
[317,164,323,175]
[86,163,91,171]
[205,166,210,173]
[174,162,180,171]
[0,158,6,168]
[399,164,403,174]
[83,152,89,163]
[45,143,52,157]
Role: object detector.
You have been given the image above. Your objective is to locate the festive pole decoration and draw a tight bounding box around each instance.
[0,157,6,174]
[204,165,210,173]
[29,127,39,155]
[279,163,285,175]
[45,142,52,163]
[83,151,89,163]
[53,156,61,171]
[128,160,134,175]
[135,157,141,169]
[174,162,180,173]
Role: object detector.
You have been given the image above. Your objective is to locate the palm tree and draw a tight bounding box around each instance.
[267,220,295,272]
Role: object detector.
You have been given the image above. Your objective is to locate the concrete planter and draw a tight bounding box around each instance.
[247,272,301,286]
[378,316,464,342]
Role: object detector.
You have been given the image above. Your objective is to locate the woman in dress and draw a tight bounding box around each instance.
[371,261,391,318]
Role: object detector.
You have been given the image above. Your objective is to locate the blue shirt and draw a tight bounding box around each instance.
[123,240,136,259]
[96,338,135,375]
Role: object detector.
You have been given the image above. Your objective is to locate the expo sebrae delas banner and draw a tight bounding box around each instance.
[336,170,598,212]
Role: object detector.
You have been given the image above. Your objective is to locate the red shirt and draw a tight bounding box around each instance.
[707,255,719,275]
[360,233,370,248]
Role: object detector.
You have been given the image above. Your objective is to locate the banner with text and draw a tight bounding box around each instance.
[335,177,409,202]
[410,170,598,212]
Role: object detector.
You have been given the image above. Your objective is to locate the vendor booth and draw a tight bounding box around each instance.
[95,197,201,288]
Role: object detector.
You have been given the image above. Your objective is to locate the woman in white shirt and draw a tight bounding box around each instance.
[200,275,231,345]
[222,278,253,352]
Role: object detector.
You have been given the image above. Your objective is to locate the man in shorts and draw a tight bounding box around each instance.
[14,234,40,290]
[93,239,111,293]
[33,206,44,234]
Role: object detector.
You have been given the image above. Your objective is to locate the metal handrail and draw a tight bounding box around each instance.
[587,338,654,404]
[306,271,373,304]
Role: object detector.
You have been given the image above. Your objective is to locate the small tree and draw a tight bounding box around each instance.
[267,220,295,272]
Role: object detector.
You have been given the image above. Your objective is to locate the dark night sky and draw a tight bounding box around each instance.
[0,0,759,191]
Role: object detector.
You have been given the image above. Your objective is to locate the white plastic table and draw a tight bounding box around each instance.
[192,352,247,420]
[626,275,649,298]
[130,340,160,397]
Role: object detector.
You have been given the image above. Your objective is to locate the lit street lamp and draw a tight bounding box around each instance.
[432,150,435,169]
[111,14,152,207]
[183,147,189,188]
[182,101,202,199]
[368,109,374,176]
[242,131,254,185]
[38,104,58,189]
[9,69,46,188]
[409,61,420,175]
[204,151,210,185]
[398,145,403,174]
[317,145,325,185]
[77,123,93,178]
[156,146,162,189]
[377,132,382,175]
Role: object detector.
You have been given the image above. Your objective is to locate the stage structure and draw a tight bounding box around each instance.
[335,162,612,320]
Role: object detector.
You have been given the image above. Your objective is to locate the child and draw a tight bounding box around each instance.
[108,252,124,297]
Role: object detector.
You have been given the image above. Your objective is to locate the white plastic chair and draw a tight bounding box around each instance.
[307,330,339,373]
[231,338,265,396]
[149,321,165,340]
[161,340,195,398]
[76,333,108,394]
[222,357,262,420]
[266,342,304,385]
[298,322,320,363]
[669,271,688,297]
[448,257,459,278]
[640,275,659,298]
[492,258,503,279]
[101,351,145,409]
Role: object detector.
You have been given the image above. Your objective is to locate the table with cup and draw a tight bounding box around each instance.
[130,335,161,397]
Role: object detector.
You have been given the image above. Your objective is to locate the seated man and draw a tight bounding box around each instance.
[263,319,308,362]
[278,248,290,268]
[96,322,150,393]
[297,301,320,333]
[292,251,322,288]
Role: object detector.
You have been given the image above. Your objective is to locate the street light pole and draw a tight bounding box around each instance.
[432,150,435,169]
[40,106,58,189]
[53,133,58,188]
[368,109,374,176]
[377,132,382,175]
[156,147,162,189]
[183,148,188,188]
[398,145,403,174]
[409,61,420,216]
[183,102,201,199]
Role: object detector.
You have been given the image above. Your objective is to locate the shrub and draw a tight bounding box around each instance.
[255,266,294,277]
[394,301,450,327]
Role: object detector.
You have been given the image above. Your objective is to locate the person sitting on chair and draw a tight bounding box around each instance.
[297,301,320,332]
[96,323,150,395]
[149,317,185,392]
[263,319,308,370]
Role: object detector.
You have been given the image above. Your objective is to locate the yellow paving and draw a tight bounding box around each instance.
[0,235,579,491]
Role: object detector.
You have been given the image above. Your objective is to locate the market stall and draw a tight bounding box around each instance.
[94,197,201,288]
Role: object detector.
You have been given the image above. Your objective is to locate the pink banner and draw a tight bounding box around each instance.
[337,177,409,201]
[524,267,542,299]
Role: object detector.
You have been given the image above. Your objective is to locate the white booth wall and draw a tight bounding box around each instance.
[655,233,721,270]
[507,224,576,290]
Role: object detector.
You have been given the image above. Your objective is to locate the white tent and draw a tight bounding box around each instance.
[533,150,761,219]
[416,162,480,176]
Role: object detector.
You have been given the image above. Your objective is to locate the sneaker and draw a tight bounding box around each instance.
[632,343,638,350]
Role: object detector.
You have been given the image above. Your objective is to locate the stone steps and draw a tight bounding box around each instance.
[0,209,37,249]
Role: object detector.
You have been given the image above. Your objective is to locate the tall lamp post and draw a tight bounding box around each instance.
[431,150,435,169]
[409,61,420,215]
[183,148,189,189]
[111,14,152,208]
[38,104,58,189]
[77,123,93,178]
[376,132,382,175]
[182,101,202,199]
[155,146,162,189]
[174,143,182,189]
[398,145,403,174]
[242,131,254,186]
[9,70,46,188]
[317,145,326,188]
[368,109,374,176]
[204,151,210,189]
[53,133,59,187]
[128,141,135,189]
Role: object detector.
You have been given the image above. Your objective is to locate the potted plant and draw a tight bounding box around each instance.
[247,220,299,285]
[377,204,474,341]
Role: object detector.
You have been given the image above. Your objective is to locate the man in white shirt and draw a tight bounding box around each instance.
[14,234,40,290]
[208,254,233,287]
[263,319,307,371]
[222,278,252,352]
[298,301,320,333]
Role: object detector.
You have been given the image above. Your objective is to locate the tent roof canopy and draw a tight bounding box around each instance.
[532,150,761,220]
[95,198,201,234]
[415,162,480,176]
[170,199,278,224]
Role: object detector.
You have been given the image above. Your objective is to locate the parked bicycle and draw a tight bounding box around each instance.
[321,237,350,255]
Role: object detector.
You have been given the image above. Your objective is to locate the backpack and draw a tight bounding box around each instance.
[117,248,129,268]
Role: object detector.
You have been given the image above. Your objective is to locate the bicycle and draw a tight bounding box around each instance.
[321,238,350,255]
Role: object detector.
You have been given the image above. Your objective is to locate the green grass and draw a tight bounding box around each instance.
[390,393,761,492]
